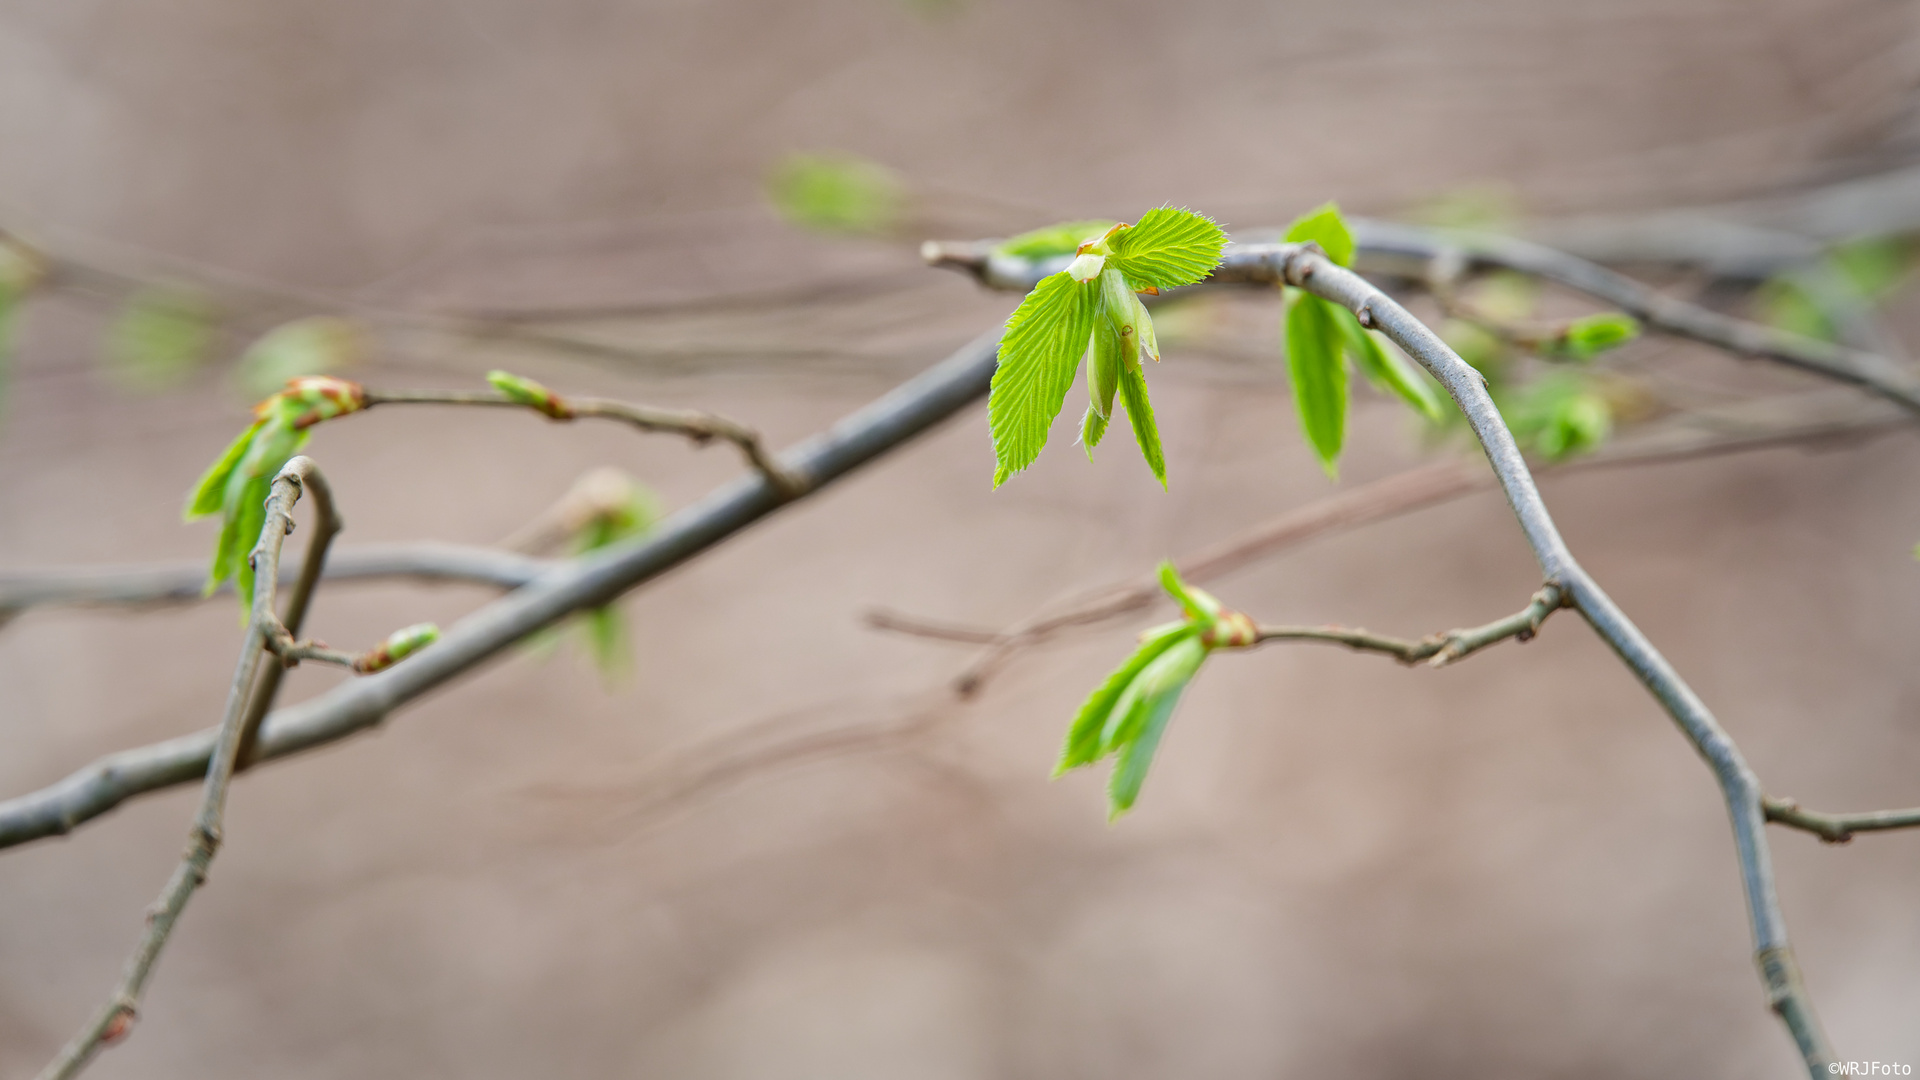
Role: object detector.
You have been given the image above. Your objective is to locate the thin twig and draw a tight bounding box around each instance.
[1763,797,1920,844]
[1254,585,1565,667]
[361,389,805,497]
[33,458,321,1080]
[234,465,342,768]
[0,543,551,618]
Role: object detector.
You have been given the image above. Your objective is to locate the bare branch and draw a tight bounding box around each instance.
[1255,584,1565,667]
[1763,796,1920,844]
[0,543,551,619]
[361,388,804,497]
[0,329,1006,851]
[34,458,324,1080]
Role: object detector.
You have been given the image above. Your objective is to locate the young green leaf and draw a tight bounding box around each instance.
[1283,202,1356,268]
[1106,207,1228,291]
[766,152,903,235]
[1334,307,1443,420]
[988,271,1099,486]
[996,220,1117,260]
[184,420,266,520]
[1116,354,1166,488]
[1103,634,1207,817]
[1284,289,1348,475]
[1555,312,1639,360]
[1057,620,1195,774]
[1157,560,1221,621]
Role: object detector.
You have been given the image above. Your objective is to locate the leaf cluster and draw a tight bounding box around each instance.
[1056,563,1256,818]
[988,207,1227,488]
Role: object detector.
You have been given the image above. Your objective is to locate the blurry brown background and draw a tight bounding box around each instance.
[3,1,1919,1076]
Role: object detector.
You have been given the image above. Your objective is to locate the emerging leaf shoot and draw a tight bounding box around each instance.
[988,208,1225,487]
[185,375,368,608]
[1056,562,1258,818]
[354,623,441,674]
[488,370,575,420]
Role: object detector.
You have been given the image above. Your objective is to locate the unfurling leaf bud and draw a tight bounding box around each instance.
[1199,609,1258,649]
[488,370,574,420]
[354,622,441,674]
[260,375,368,430]
[1066,252,1106,282]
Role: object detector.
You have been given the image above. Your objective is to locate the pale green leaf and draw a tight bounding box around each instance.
[1335,307,1443,420]
[105,286,217,392]
[184,419,266,520]
[996,220,1116,260]
[1116,354,1166,488]
[989,271,1098,486]
[766,152,903,235]
[1156,561,1221,621]
[1105,635,1208,817]
[1284,290,1348,475]
[236,317,364,399]
[1056,621,1193,774]
[1284,202,1356,268]
[1107,207,1227,290]
[1510,374,1612,461]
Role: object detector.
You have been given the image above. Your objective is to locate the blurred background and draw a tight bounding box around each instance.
[3,1,1920,1076]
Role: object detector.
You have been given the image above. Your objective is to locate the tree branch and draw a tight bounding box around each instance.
[361,388,803,497]
[0,543,551,620]
[0,328,1005,851]
[33,458,323,1080]
[1763,796,1920,844]
[926,219,1920,419]
[1255,585,1565,667]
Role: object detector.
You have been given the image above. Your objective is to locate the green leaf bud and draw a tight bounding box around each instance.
[488,370,574,420]
[354,622,441,674]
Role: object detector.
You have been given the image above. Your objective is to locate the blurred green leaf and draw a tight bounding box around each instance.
[105,286,218,392]
[1556,312,1639,360]
[1830,236,1913,301]
[1509,374,1612,461]
[1410,184,1522,233]
[236,316,364,399]
[1335,306,1444,420]
[1283,202,1355,267]
[766,152,904,235]
[1440,318,1509,378]
[996,220,1116,260]
[565,469,660,684]
[1117,352,1166,488]
[1107,207,1228,290]
[1283,288,1347,475]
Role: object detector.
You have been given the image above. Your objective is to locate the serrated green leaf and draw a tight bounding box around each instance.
[766,152,903,235]
[1104,634,1207,817]
[1284,290,1348,475]
[1283,202,1356,268]
[996,220,1117,260]
[1057,620,1193,774]
[1557,312,1639,360]
[236,317,364,399]
[184,419,266,520]
[105,286,217,392]
[1334,306,1443,420]
[1116,354,1166,488]
[1106,207,1227,290]
[989,271,1098,486]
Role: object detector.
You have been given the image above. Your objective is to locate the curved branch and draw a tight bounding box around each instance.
[1268,241,1835,1072]
[1254,585,1564,667]
[0,329,1005,851]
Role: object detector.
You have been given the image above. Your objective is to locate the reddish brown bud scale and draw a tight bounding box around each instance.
[1200,610,1258,649]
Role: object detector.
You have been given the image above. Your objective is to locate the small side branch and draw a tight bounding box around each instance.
[1763,797,1920,844]
[361,389,806,498]
[1255,585,1565,667]
[35,458,323,1080]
